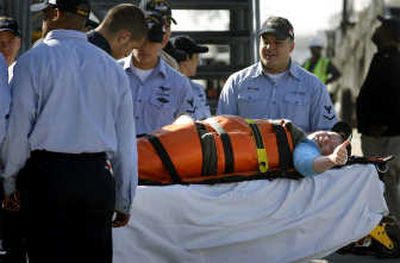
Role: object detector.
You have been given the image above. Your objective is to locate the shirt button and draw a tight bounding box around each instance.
[138,99,142,102]
[135,116,139,120]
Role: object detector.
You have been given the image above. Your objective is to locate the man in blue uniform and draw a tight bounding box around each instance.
[119,12,196,135]
[217,16,337,133]
[87,3,147,59]
[2,0,137,262]
[170,35,211,119]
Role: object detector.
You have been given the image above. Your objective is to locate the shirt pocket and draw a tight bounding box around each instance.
[283,93,310,130]
[237,90,266,117]
[284,93,310,106]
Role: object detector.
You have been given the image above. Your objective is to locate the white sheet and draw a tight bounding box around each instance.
[113,164,388,263]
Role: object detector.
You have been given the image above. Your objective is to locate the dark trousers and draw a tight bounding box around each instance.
[1,209,27,263]
[19,151,115,263]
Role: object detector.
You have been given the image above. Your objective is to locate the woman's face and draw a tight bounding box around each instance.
[309,131,343,156]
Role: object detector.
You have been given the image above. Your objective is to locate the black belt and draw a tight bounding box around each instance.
[31,150,106,160]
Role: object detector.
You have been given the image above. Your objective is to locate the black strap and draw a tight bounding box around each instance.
[272,124,293,173]
[205,119,234,174]
[145,134,181,183]
[195,122,217,176]
[247,121,268,173]
[248,123,263,149]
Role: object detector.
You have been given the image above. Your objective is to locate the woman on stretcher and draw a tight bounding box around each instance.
[138,115,351,184]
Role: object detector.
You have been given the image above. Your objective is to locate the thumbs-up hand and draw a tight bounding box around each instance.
[328,140,351,166]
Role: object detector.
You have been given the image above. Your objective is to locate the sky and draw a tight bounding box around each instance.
[260,0,343,36]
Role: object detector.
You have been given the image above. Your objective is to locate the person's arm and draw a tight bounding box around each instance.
[1,56,36,196]
[176,78,197,118]
[216,74,238,115]
[294,138,350,176]
[325,61,341,85]
[0,54,9,144]
[111,77,137,227]
[190,81,211,120]
[293,139,321,177]
[313,140,350,173]
[309,79,337,131]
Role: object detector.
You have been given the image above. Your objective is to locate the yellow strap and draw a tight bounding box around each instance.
[245,119,269,173]
[256,149,268,173]
[369,223,394,250]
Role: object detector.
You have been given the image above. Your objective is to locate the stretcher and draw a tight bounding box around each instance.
[112,164,388,263]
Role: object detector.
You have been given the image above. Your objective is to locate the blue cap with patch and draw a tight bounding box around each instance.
[140,0,177,25]
[146,12,164,43]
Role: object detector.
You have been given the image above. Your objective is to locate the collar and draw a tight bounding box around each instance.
[256,59,301,80]
[44,29,88,42]
[123,54,167,79]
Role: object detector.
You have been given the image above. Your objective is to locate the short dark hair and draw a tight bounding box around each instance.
[101,4,148,41]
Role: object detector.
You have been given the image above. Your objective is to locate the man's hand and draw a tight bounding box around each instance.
[2,191,21,212]
[112,211,130,228]
[329,140,351,166]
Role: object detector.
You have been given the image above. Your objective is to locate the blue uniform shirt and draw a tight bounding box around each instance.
[2,30,137,214]
[120,55,197,135]
[217,61,337,132]
[0,54,9,144]
[190,80,211,120]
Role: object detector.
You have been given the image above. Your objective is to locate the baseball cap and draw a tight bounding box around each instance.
[259,16,294,40]
[30,0,90,18]
[164,41,187,62]
[172,35,209,55]
[0,17,20,36]
[146,12,164,43]
[139,0,177,25]
[377,15,400,39]
[309,36,325,48]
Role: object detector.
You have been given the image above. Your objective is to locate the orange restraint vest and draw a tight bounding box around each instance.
[138,115,301,185]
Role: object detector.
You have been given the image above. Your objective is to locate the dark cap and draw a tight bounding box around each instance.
[164,41,187,62]
[259,16,294,40]
[0,17,20,36]
[172,35,209,55]
[30,0,91,18]
[140,0,177,25]
[377,15,400,39]
[146,12,164,43]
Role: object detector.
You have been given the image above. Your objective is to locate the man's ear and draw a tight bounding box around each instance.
[289,40,295,52]
[50,7,62,22]
[161,31,171,48]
